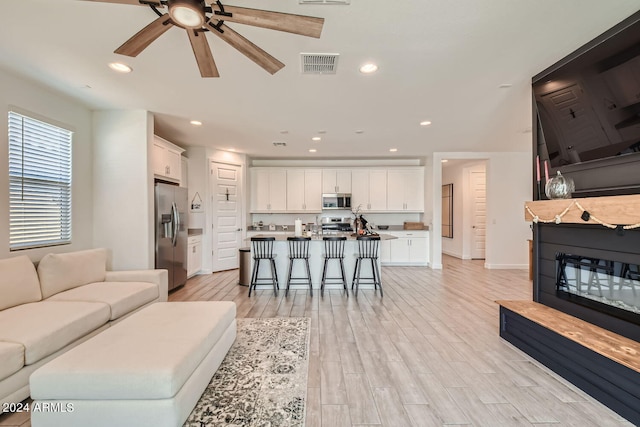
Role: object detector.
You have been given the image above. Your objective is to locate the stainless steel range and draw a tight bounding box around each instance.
[321,217,353,233]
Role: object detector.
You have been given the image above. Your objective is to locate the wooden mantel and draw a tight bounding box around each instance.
[524,194,640,225]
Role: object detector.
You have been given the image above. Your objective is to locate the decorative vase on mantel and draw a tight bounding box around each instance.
[545,171,575,199]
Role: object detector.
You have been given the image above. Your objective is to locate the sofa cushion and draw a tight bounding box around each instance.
[0,301,110,365]
[38,249,108,299]
[0,341,24,381]
[30,302,237,400]
[0,256,42,311]
[47,281,159,320]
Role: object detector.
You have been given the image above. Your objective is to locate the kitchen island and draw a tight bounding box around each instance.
[246,233,397,291]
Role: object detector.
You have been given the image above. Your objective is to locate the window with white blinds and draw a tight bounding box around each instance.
[8,111,72,250]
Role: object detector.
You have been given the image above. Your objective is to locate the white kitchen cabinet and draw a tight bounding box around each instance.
[152,136,184,183]
[380,239,391,264]
[322,169,352,193]
[387,168,425,212]
[250,168,287,212]
[187,235,202,278]
[286,169,322,212]
[351,169,387,212]
[384,231,429,266]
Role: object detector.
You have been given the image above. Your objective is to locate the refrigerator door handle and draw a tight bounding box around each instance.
[171,202,179,247]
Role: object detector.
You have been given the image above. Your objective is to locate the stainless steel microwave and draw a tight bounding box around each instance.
[322,193,351,210]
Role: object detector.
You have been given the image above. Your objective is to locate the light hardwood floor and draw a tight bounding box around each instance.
[0,256,633,426]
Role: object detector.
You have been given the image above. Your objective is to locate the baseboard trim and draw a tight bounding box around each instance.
[484,263,527,270]
[442,250,466,259]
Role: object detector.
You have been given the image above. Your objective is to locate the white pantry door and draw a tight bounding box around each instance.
[211,162,242,272]
[470,170,486,260]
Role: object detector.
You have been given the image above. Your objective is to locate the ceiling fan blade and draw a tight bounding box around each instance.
[79,0,163,7]
[205,20,285,75]
[209,4,324,38]
[115,14,174,57]
[187,30,220,78]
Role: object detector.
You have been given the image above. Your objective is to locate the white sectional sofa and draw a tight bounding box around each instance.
[0,248,168,407]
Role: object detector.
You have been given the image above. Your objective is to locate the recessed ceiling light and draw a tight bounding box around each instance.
[309,149,317,153]
[441,159,449,163]
[498,83,512,89]
[359,63,378,74]
[389,148,398,152]
[355,130,364,134]
[280,130,289,134]
[317,130,327,134]
[312,136,321,141]
[108,62,132,73]
[420,120,432,126]
[228,148,236,152]
[190,120,202,126]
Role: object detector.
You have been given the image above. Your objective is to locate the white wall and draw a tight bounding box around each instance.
[92,110,154,270]
[431,152,531,270]
[0,68,94,261]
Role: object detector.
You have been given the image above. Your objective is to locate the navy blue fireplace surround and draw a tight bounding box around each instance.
[533,223,640,342]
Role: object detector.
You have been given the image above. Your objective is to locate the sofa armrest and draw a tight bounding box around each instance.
[104,269,168,302]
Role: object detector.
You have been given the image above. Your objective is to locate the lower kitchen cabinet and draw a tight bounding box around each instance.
[382,231,429,266]
[187,235,202,277]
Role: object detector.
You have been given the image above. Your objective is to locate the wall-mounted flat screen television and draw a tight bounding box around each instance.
[533,10,640,196]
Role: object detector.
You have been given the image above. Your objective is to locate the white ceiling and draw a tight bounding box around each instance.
[1,1,639,158]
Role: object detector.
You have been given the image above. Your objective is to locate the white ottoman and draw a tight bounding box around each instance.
[29,302,236,427]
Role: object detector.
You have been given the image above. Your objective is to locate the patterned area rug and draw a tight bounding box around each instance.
[184,317,310,427]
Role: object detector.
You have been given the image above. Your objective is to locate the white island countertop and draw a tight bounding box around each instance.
[246,232,397,241]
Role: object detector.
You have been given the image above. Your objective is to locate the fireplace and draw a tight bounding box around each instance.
[534,222,640,341]
[555,253,640,326]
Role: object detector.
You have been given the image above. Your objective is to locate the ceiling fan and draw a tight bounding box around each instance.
[82,0,325,77]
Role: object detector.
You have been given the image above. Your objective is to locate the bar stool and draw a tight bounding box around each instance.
[352,235,382,297]
[286,237,312,297]
[249,237,278,297]
[321,236,348,296]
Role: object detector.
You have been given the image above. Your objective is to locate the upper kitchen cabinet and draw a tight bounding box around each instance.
[322,169,352,194]
[286,169,322,212]
[351,169,387,212]
[152,136,184,183]
[250,168,287,212]
[387,168,425,212]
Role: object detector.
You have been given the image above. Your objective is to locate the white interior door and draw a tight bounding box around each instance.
[211,162,242,272]
[539,83,612,162]
[470,170,486,260]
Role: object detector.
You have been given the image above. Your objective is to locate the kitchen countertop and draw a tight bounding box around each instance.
[188,228,203,236]
[246,232,397,241]
[380,225,429,231]
[247,225,429,232]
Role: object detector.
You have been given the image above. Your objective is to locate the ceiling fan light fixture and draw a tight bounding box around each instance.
[169,0,205,29]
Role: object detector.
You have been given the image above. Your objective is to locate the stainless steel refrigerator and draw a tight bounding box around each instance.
[155,182,188,291]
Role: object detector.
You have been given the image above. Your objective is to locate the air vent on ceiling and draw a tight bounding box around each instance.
[301,53,340,74]
[273,142,287,147]
[299,0,350,4]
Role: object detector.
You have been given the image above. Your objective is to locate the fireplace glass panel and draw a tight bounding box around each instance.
[556,253,640,316]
